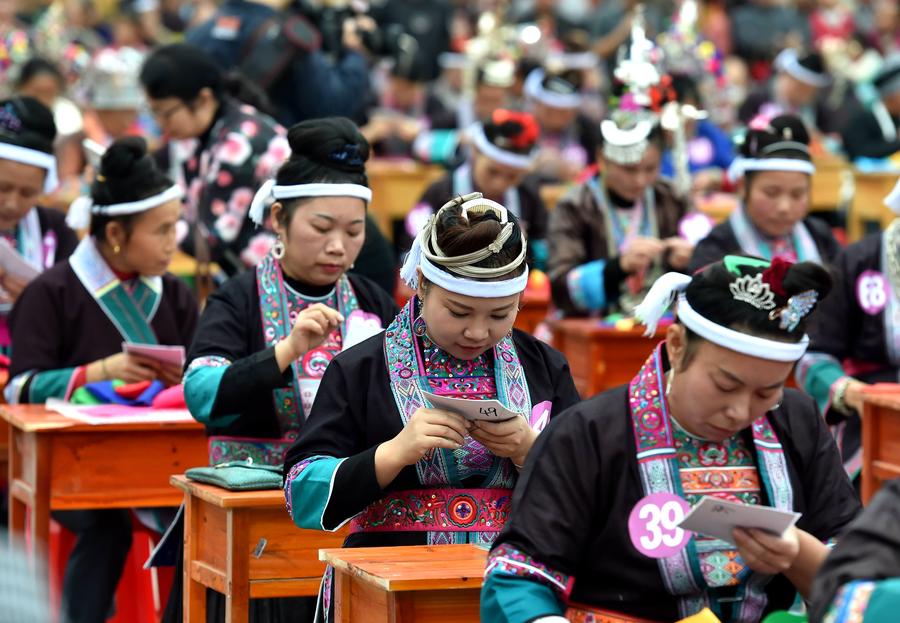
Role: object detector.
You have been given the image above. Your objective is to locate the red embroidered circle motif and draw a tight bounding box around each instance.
[446,494,479,528]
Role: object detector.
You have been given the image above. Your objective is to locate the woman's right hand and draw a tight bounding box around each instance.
[619,237,665,274]
[94,353,160,383]
[387,408,471,466]
[375,408,471,488]
[844,379,869,413]
[276,304,343,370]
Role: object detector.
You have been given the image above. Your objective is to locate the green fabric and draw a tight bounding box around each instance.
[70,387,102,405]
[865,578,900,622]
[803,359,846,414]
[27,367,77,403]
[723,255,771,274]
[185,460,283,490]
[184,365,240,427]
[762,612,807,623]
[480,572,564,623]
[99,282,159,344]
[428,129,460,165]
[287,456,343,530]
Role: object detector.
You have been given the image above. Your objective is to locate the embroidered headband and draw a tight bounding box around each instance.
[0,142,58,193]
[524,69,582,109]
[248,181,373,226]
[633,270,811,362]
[601,118,655,165]
[775,48,831,88]
[66,184,184,229]
[471,124,536,170]
[400,192,529,298]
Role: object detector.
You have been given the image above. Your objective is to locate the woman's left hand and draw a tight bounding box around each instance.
[664,237,694,270]
[469,416,538,466]
[733,526,800,575]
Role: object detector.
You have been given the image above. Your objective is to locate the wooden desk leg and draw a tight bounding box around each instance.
[184,495,207,623]
[225,509,250,623]
[7,426,24,541]
[30,434,51,565]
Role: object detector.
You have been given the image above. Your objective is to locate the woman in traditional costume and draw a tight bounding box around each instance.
[0,96,78,352]
[547,110,691,317]
[284,192,580,621]
[410,109,548,268]
[184,116,397,467]
[482,255,861,622]
[795,178,900,483]
[7,137,197,623]
[689,114,839,272]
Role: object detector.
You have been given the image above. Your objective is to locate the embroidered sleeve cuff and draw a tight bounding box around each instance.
[284,455,350,531]
[796,353,845,416]
[324,446,383,529]
[565,260,608,312]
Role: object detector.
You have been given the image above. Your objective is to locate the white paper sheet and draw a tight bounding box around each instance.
[678,496,801,545]
[123,342,186,368]
[421,391,523,422]
[0,237,40,282]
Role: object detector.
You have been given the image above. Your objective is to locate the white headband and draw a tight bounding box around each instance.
[471,124,535,170]
[727,157,816,183]
[400,193,529,298]
[601,119,655,165]
[885,177,900,215]
[634,272,810,362]
[524,69,582,109]
[66,184,184,230]
[0,143,58,193]
[775,48,831,88]
[249,180,372,226]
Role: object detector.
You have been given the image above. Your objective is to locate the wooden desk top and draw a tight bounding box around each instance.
[170,474,288,509]
[549,317,665,340]
[862,384,900,410]
[0,404,204,434]
[320,544,488,592]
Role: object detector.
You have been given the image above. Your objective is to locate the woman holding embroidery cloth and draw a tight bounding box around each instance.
[481,255,860,623]
[6,137,198,623]
[283,191,580,621]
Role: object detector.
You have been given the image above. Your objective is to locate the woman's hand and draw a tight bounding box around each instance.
[469,416,538,467]
[275,303,343,371]
[733,526,800,576]
[90,353,160,384]
[0,268,30,302]
[157,362,184,387]
[663,237,694,270]
[374,408,471,488]
[619,237,665,273]
[843,379,869,413]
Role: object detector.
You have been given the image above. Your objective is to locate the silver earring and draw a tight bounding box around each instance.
[272,236,285,260]
[769,398,783,412]
[349,262,355,270]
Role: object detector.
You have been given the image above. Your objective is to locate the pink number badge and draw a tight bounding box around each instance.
[856,270,888,316]
[628,493,692,558]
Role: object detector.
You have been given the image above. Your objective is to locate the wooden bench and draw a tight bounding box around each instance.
[367,160,445,241]
[848,172,899,242]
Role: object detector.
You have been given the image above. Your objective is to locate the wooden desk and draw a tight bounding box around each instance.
[172,475,348,623]
[810,155,851,214]
[321,544,487,623]
[861,386,900,504]
[367,160,445,241]
[550,320,662,397]
[3,405,206,558]
[848,172,899,242]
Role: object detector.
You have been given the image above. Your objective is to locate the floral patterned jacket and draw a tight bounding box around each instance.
[168,98,288,275]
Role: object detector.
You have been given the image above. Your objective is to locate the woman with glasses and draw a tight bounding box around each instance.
[140,43,288,277]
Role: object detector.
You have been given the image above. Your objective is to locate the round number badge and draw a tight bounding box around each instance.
[856,270,888,316]
[627,493,692,558]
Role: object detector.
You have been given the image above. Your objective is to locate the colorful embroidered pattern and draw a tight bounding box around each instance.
[565,604,659,623]
[485,543,574,598]
[349,488,512,533]
[824,581,877,623]
[208,436,292,467]
[256,254,358,440]
[283,457,319,517]
[186,355,231,373]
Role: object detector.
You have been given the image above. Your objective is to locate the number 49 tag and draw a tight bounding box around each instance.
[627,493,692,558]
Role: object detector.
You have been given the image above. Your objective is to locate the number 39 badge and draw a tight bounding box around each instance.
[628,493,692,558]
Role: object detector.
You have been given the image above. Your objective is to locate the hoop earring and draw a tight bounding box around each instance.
[271,236,285,260]
[413,315,427,337]
[113,244,120,255]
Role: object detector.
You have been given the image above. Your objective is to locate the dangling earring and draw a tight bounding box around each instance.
[413,315,427,337]
[271,236,285,260]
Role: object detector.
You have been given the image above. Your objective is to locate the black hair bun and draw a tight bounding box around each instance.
[0,96,56,154]
[286,117,370,175]
[740,114,810,159]
[782,261,832,300]
[100,136,153,180]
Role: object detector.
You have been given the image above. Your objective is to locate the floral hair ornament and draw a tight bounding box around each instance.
[769,290,818,332]
[761,256,792,297]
